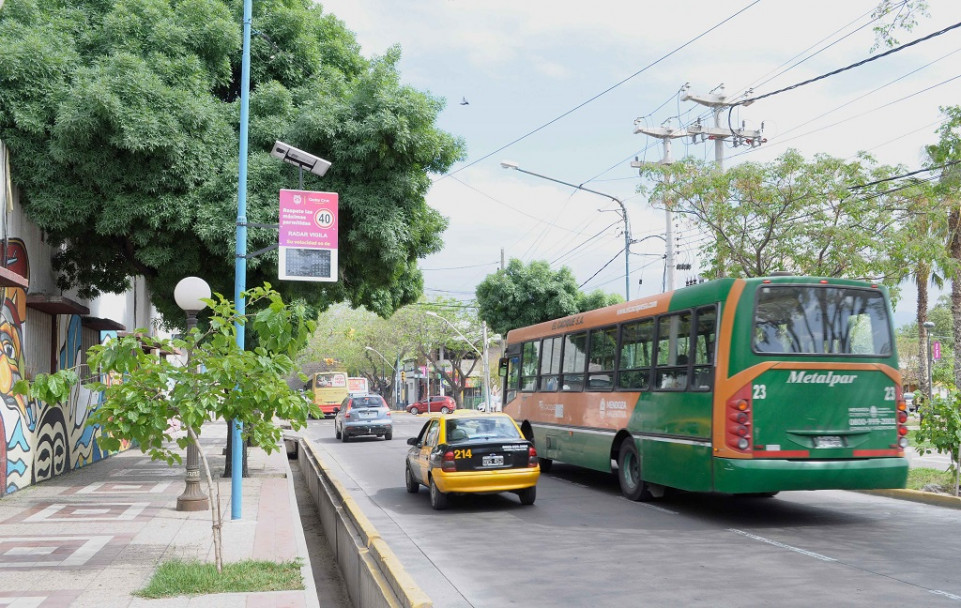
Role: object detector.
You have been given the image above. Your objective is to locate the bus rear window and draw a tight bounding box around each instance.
[753,286,892,356]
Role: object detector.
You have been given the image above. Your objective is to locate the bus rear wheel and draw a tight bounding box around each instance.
[618,439,654,501]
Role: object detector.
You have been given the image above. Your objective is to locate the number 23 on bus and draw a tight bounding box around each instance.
[498,276,909,501]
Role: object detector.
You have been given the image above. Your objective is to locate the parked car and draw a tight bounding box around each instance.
[334,394,392,442]
[407,395,457,415]
[404,411,540,510]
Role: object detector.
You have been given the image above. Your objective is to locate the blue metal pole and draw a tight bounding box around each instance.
[232,0,252,520]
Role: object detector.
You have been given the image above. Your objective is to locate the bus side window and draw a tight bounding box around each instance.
[540,336,562,392]
[505,355,521,404]
[654,312,693,391]
[561,331,587,391]
[692,306,717,391]
[521,341,540,391]
[587,326,617,391]
[617,318,653,390]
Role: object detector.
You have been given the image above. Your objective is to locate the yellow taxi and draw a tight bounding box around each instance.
[404,411,540,510]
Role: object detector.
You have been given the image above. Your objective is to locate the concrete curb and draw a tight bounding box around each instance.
[859,488,961,509]
[297,437,432,608]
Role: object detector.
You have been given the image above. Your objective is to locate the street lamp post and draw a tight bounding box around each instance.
[174,277,212,512]
[426,311,491,410]
[924,320,936,420]
[365,346,397,406]
[501,160,633,300]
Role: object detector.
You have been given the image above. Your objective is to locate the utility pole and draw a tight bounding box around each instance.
[632,122,686,292]
[635,84,765,284]
[682,83,765,170]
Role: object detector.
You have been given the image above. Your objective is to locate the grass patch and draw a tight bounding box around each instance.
[135,559,303,598]
[907,467,958,493]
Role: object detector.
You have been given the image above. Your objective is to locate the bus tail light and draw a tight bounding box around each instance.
[726,384,753,454]
[442,451,457,472]
[528,446,538,467]
[896,392,909,448]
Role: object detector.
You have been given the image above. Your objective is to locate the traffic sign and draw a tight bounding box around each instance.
[278,189,339,282]
[933,341,942,361]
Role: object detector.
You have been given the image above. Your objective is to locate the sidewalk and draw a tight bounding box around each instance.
[0,423,320,608]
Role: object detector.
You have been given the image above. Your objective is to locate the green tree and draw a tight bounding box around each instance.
[871,0,930,52]
[17,284,316,572]
[0,0,464,325]
[476,259,622,336]
[924,106,961,393]
[913,389,961,495]
[639,149,917,284]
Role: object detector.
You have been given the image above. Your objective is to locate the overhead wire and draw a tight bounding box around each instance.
[730,19,961,109]
[438,0,762,180]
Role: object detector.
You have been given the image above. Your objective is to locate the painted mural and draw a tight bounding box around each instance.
[0,239,115,496]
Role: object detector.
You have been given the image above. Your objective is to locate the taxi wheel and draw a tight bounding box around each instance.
[405,465,419,493]
[617,439,653,502]
[410,407,420,415]
[429,478,449,510]
[517,486,536,505]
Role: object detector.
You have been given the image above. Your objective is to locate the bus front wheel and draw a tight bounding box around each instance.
[618,440,653,501]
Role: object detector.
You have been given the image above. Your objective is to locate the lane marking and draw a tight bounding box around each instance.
[931,590,961,601]
[728,528,836,562]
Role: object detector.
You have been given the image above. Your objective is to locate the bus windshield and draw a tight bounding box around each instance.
[752,285,892,356]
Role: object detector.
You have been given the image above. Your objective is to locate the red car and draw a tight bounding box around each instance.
[407,395,457,415]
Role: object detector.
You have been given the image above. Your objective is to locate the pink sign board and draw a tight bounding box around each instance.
[933,341,941,361]
[279,189,338,249]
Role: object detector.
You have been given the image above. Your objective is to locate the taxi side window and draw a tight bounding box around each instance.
[425,420,440,447]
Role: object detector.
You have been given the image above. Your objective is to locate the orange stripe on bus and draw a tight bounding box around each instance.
[505,293,673,342]
[713,279,747,459]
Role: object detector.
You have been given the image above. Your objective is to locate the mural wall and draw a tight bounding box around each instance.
[0,239,115,496]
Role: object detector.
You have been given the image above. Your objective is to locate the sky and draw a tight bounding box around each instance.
[317,0,961,326]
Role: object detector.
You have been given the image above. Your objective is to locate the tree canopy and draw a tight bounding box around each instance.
[638,149,930,286]
[476,258,622,336]
[0,0,464,324]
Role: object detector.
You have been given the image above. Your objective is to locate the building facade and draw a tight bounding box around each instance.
[0,140,151,496]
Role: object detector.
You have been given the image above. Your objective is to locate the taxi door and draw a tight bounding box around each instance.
[411,419,441,484]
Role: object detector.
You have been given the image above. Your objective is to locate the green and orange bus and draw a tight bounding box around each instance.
[499,275,909,500]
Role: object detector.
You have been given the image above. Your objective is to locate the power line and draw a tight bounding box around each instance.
[733,19,961,109]
[440,1,762,180]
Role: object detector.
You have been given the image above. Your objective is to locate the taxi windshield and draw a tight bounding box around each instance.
[446,417,521,442]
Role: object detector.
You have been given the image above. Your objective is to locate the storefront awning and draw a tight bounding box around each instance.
[26,294,90,315]
[0,266,28,289]
[81,316,126,331]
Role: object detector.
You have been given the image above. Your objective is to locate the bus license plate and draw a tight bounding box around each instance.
[814,436,844,448]
[482,455,504,467]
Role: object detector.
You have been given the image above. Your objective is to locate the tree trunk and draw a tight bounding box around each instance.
[951,205,961,392]
[223,423,249,479]
[188,427,223,573]
[917,262,930,399]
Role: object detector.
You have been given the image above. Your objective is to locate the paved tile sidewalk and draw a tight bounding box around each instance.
[0,423,319,608]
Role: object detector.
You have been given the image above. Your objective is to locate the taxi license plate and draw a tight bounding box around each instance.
[814,436,844,448]
[482,454,504,467]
